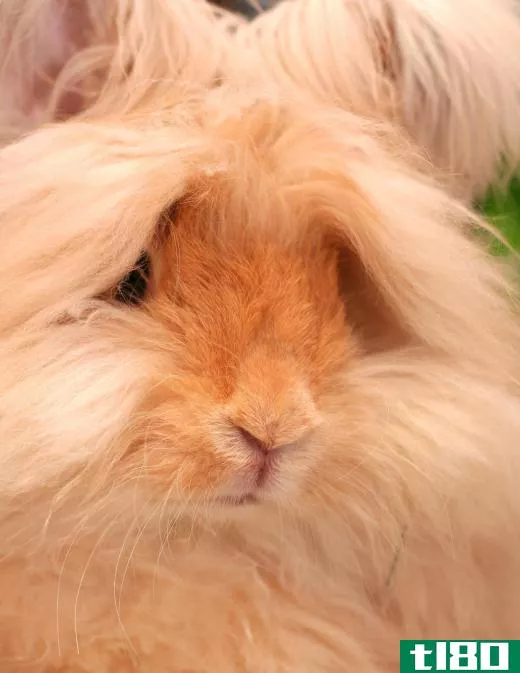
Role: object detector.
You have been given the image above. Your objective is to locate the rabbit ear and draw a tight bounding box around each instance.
[0,119,202,332]
[376,0,520,199]
[0,0,79,140]
[0,0,227,140]
[233,0,520,199]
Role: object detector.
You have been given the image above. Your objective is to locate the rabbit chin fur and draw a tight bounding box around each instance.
[0,83,519,673]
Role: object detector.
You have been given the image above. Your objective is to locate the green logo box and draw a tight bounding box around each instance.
[400,641,520,672]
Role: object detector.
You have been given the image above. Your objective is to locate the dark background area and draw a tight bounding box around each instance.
[211,0,273,19]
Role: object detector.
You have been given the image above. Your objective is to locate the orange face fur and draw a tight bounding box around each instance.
[121,192,356,508]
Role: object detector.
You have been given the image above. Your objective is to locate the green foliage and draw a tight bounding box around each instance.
[480,176,520,255]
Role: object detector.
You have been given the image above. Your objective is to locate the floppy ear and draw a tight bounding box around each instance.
[0,118,203,332]
[0,0,226,140]
[374,0,520,198]
[234,0,520,198]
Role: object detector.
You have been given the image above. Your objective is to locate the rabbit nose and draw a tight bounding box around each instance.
[232,423,287,491]
[235,425,271,455]
[227,374,322,453]
[226,347,322,451]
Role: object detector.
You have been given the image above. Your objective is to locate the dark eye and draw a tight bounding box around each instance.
[114,251,150,305]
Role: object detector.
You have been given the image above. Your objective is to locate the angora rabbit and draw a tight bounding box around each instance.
[0,1,519,673]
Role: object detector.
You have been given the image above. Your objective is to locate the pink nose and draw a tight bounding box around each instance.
[234,425,282,489]
[235,425,271,455]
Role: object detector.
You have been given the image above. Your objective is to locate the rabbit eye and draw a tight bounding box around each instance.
[114,251,150,306]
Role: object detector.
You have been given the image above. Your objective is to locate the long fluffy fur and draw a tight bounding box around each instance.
[230,0,520,198]
[1,88,520,671]
[3,0,520,196]
[0,2,520,672]
[0,0,231,142]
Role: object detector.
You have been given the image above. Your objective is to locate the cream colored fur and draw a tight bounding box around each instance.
[231,0,520,198]
[0,2,519,673]
[0,0,231,141]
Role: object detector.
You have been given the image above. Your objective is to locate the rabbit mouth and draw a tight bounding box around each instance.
[213,493,259,507]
